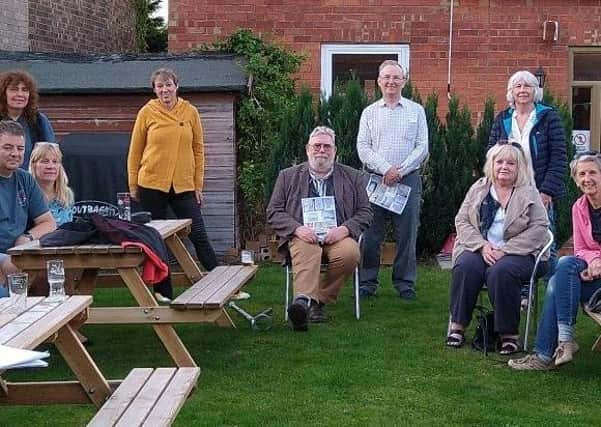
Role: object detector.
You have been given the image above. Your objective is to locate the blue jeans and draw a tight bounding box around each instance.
[535,256,601,358]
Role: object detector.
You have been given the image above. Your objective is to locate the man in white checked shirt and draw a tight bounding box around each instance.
[356,60,428,300]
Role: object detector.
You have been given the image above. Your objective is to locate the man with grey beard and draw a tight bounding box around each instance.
[267,126,372,331]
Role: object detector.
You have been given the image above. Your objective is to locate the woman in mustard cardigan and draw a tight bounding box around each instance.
[128,68,217,297]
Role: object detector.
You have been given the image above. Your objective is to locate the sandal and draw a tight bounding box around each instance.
[446,329,465,348]
[499,337,519,355]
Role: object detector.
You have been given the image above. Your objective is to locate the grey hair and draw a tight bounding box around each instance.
[150,68,179,88]
[506,70,543,108]
[483,143,531,187]
[570,154,601,180]
[378,60,406,79]
[0,120,24,138]
[309,126,336,144]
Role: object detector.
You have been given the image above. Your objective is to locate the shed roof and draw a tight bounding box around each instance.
[0,51,248,94]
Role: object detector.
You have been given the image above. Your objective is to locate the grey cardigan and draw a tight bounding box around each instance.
[266,162,373,254]
[452,177,549,265]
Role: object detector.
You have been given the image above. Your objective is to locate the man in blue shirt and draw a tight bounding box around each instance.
[0,120,56,296]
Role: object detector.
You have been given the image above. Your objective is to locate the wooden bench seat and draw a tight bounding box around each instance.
[171,265,258,310]
[87,367,200,427]
[584,304,601,352]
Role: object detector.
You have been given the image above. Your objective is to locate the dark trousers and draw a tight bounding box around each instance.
[449,251,534,334]
[138,186,218,272]
[360,171,422,294]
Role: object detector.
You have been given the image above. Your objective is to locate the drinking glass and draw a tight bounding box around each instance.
[46,259,66,302]
[117,192,132,221]
[241,250,255,265]
[8,272,28,313]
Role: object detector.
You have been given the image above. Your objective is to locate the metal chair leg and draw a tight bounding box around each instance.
[284,264,290,321]
[354,265,360,320]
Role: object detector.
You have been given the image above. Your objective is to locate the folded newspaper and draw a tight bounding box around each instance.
[366,174,411,215]
[301,196,337,243]
[0,344,50,369]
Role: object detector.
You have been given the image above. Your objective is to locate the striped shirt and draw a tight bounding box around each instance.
[356,97,428,176]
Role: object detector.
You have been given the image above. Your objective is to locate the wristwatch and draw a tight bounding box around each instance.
[23,232,34,242]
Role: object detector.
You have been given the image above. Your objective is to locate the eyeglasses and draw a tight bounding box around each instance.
[308,143,334,152]
[496,140,524,152]
[34,142,59,148]
[379,75,405,82]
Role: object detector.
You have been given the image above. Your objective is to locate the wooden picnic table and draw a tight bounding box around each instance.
[7,219,202,368]
[0,296,111,408]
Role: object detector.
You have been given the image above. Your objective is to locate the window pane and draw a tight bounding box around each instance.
[573,54,601,81]
[332,53,397,96]
[572,87,591,130]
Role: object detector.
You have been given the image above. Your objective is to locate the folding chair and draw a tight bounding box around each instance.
[284,236,362,321]
[447,229,554,351]
[523,229,554,351]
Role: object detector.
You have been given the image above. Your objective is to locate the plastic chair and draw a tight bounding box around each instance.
[284,236,362,321]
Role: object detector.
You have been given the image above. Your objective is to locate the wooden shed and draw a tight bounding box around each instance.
[0,52,248,256]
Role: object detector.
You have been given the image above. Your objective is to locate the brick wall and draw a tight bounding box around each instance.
[169,0,601,118]
[28,0,137,53]
[0,0,29,50]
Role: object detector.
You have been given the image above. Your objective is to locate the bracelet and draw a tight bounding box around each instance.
[23,232,34,242]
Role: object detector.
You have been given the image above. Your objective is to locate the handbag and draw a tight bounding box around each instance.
[472,306,498,354]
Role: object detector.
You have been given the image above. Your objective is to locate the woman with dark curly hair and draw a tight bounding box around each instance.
[0,69,55,168]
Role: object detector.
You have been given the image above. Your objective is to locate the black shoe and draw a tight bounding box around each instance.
[358,287,376,299]
[309,302,328,323]
[399,289,416,300]
[287,297,309,331]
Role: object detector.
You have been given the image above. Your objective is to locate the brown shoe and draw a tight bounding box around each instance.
[309,302,328,323]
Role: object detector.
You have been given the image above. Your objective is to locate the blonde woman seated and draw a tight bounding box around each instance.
[29,142,74,226]
[447,142,549,354]
[509,152,601,370]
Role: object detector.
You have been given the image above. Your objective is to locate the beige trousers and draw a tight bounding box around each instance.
[288,237,360,304]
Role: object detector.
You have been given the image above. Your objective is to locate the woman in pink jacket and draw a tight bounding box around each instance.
[509,152,601,370]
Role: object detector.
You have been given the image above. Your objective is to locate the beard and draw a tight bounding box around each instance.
[308,156,334,174]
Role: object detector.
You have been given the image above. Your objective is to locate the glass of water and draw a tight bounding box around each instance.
[8,272,28,313]
[46,259,66,302]
[117,192,131,221]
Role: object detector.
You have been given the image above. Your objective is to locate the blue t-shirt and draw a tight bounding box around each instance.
[48,199,73,226]
[0,169,49,252]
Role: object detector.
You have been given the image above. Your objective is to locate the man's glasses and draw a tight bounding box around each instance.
[379,75,405,82]
[309,143,334,152]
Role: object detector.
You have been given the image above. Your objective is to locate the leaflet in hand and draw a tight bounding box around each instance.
[301,196,337,243]
[366,174,411,215]
[0,344,49,370]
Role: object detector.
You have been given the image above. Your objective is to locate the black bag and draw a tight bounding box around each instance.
[472,307,498,353]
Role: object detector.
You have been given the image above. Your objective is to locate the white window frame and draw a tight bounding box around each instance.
[320,44,410,99]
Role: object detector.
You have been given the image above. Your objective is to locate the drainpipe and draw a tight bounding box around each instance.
[447,0,454,99]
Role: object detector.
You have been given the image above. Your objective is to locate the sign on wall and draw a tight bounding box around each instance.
[572,130,591,154]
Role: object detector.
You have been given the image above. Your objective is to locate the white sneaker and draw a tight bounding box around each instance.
[508,354,556,370]
[553,341,579,366]
[154,293,172,304]
[231,291,251,300]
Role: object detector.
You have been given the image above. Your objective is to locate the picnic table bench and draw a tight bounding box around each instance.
[0,296,111,408]
[584,304,601,352]
[88,367,200,427]
[7,221,259,368]
[88,265,259,328]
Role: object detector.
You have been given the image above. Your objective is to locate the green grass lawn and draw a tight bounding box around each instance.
[3,264,601,426]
